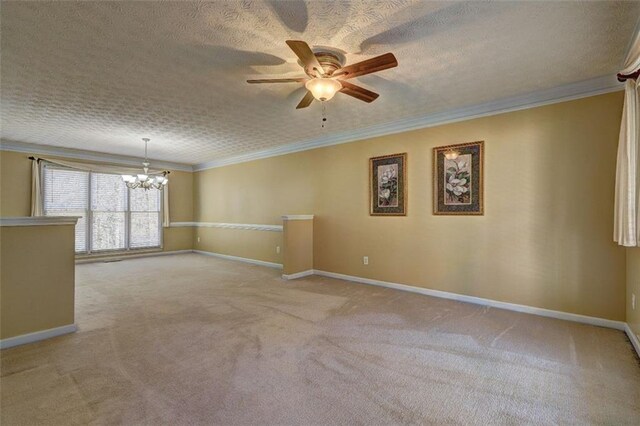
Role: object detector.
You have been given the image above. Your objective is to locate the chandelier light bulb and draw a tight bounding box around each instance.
[305,77,342,101]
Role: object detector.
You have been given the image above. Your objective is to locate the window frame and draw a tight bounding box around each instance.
[43,164,163,255]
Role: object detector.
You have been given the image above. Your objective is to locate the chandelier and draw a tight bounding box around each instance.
[121,138,168,190]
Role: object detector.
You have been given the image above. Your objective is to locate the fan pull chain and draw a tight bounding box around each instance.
[321,103,327,128]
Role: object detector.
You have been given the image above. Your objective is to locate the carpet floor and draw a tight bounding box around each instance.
[1,253,639,425]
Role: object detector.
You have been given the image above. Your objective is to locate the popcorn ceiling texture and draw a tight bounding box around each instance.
[1,0,637,164]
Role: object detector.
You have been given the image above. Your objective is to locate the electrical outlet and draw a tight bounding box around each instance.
[633,293,636,310]
[197,236,201,243]
[363,256,369,265]
[276,246,280,254]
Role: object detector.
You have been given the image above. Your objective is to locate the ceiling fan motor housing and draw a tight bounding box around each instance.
[247,40,397,108]
[302,51,344,77]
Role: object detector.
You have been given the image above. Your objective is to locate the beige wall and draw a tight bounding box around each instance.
[628,248,640,340]
[195,227,282,264]
[163,170,194,251]
[0,150,194,252]
[283,219,313,275]
[194,92,626,321]
[0,224,75,339]
[0,93,629,323]
[0,150,32,217]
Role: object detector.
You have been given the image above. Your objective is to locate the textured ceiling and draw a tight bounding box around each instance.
[1,1,638,165]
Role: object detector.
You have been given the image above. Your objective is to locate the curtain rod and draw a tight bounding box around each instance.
[26,156,170,173]
[617,70,640,82]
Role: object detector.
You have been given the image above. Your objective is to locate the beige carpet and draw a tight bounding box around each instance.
[1,253,639,425]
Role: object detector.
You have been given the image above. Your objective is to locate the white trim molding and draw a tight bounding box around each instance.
[312,270,627,331]
[169,221,197,227]
[0,324,77,350]
[73,248,638,357]
[193,250,282,269]
[281,215,314,221]
[2,76,622,174]
[171,221,283,232]
[76,249,192,264]
[625,323,640,357]
[0,216,80,227]
[0,139,193,172]
[282,270,314,280]
[193,75,623,171]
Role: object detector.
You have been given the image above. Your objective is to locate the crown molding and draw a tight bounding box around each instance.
[193,74,623,171]
[1,75,623,173]
[0,139,194,172]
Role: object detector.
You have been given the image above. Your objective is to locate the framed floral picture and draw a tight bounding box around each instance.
[433,141,484,215]
[370,153,407,216]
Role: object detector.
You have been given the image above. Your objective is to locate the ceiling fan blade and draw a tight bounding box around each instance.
[333,53,398,80]
[285,40,325,76]
[339,81,379,103]
[296,91,315,109]
[247,78,306,83]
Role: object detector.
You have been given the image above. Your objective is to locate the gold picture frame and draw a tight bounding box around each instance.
[433,141,484,215]
[370,153,407,216]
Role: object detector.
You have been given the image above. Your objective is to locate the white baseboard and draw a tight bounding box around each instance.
[282,270,314,280]
[193,250,282,269]
[76,249,193,264]
[625,323,640,358]
[0,324,77,350]
[313,270,627,331]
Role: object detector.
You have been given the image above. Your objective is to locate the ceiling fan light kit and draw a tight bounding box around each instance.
[247,40,398,109]
[305,78,342,101]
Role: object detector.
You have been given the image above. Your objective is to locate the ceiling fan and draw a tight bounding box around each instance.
[247,40,398,109]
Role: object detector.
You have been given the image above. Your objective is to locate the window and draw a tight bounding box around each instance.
[130,186,161,249]
[43,165,162,253]
[43,168,89,252]
[91,172,127,251]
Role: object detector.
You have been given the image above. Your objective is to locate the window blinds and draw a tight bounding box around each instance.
[129,184,160,249]
[91,172,127,251]
[43,166,161,253]
[43,167,89,252]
